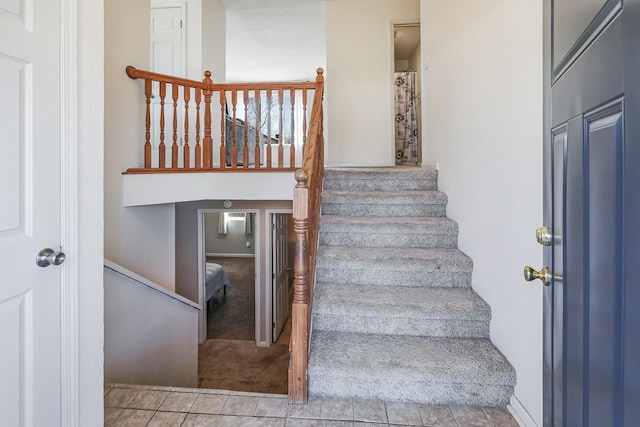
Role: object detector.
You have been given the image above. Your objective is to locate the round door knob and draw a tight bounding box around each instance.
[36,248,66,268]
[524,265,551,286]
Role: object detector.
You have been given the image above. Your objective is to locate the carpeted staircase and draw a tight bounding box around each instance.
[307,167,516,406]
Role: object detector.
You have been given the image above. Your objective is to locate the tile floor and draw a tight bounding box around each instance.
[104,383,521,427]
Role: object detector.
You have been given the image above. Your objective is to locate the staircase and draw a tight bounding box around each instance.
[307,167,516,406]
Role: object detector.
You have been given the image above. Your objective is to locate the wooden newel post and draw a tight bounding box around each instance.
[289,169,309,403]
[202,71,213,169]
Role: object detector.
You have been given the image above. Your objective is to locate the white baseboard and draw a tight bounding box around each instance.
[508,394,538,427]
[206,253,255,258]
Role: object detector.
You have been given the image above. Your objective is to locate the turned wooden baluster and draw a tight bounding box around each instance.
[171,83,179,168]
[266,90,273,168]
[289,88,296,168]
[254,89,261,169]
[277,88,284,168]
[302,89,308,150]
[159,81,167,168]
[219,90,226,168]
[195,87,202,169]
[243,89,249,169]
[183,85,191,168]
[202,71,213,169]
[231,90,238,168]
[144,79,152,168]
[290,169,310,403]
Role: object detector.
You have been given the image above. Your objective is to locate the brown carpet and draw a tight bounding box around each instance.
[199,256,290,394]
[206,257,255,341]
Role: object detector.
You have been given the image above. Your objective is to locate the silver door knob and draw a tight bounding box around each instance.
[35,248,66,267]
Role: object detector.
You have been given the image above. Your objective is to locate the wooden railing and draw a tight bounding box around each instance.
[125,66,323,172]
[289,70,325,403]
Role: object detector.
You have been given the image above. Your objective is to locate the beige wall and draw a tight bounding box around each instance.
[105,0,176,290]
[422,1,543,424]
[225,0,326,82]
[326,0,420,166]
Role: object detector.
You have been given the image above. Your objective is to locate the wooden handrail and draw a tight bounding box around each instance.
[125,66,321,172]
[289,68,324,403]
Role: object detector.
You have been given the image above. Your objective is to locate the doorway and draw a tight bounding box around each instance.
[392,23,422,165]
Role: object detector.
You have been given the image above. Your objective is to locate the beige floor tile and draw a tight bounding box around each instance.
[320,397,354,421]
[417,404,456,426]
[286,420,353,427]
[104,408,123,426]
[111,409,155,426]
[483,407,520,427]
[190,393,228,414]
[147,411,187,426]
[182,413,227,427]
[158,391,198,412]
[221,395,259,416]
[104,388,140,408]
[254,396,289,418]
[353,399,387,424]
[287,399,322,419]
[450,405,492,427]
[127,389,169,410]
[385,401,422,426]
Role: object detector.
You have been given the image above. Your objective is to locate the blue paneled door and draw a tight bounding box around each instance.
[542,0,640,426]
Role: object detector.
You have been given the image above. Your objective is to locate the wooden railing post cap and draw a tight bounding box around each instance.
[126,65,137,79]
[203,70,213,84]
[295,169,308,187]
[316,68,324,82]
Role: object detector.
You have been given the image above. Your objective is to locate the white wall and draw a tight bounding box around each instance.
[205,212,256,255]
[202,0,227,82]
[421,1,543,425]
[105,0,177,290]
[326,0,420,166]
[225,0,326,82]
[104,262,199,387]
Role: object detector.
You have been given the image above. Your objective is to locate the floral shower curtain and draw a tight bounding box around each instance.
[394,71,419,164]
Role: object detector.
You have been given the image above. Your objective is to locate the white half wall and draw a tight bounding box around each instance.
[422,1,543,425]
[326,0,420,166]
[105,0,176,290]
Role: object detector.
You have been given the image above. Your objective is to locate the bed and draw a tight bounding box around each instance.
[205,262,231,303]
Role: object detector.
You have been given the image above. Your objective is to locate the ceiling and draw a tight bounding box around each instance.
[394,25,420,60]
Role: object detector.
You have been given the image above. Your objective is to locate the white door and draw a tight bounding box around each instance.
[150,6,184,167]
[0,0,64,425]
[272,214,290,342]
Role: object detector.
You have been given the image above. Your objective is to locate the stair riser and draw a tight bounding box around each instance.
[319,232,457,249]
[308,376,513,407]
[315,269,472,288]
[312,315,489,338]
[323,179,437,192]
[321,203,446,217]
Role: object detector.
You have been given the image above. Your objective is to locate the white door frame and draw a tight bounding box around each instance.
[61,0,81,424]
[197,209,261,344]
[264,209,293,344]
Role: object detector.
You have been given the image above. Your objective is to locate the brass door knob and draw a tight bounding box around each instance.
[524,265,552,286]
[536,226,553,246]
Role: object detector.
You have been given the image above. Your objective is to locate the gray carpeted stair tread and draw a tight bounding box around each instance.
[316,246,472,270]
[320,215,456,230]
[313,286,490,320]
[308,331,516,405]
[312,286,490,338]
[321,190,447,204]
[319,216,458,248]
[321,190,447,217]
[323,167,438,191]
[315,247,473,288]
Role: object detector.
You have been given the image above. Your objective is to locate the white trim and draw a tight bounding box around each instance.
[206,253,255,258]
[508,394,539,427]
[197,208,261,344]
[60,0,79,424]
[104,259,201,310]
